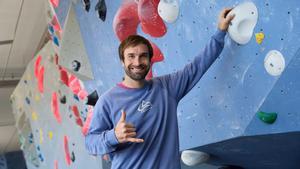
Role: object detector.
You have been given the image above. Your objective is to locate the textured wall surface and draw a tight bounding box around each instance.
[10,0,300,168]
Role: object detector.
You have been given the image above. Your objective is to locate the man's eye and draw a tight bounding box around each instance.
[141,54,149,58]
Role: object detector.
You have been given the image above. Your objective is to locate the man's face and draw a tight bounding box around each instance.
[122,44,151,81]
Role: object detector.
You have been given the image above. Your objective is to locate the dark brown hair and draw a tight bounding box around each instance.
[118,35,153,61]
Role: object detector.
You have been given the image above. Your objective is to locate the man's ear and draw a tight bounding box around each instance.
[121,60,125,67]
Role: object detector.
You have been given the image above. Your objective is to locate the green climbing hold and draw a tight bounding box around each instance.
[257,111,277,124]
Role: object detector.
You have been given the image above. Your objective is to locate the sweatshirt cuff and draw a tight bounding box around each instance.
[107,129,119,147]
[213,29,226,43]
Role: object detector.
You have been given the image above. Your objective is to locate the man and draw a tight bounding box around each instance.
[85,8,234,169]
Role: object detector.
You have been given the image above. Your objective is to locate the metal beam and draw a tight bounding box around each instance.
[0,40,13,45]
[0,121,15,127]
[0,80,19,88]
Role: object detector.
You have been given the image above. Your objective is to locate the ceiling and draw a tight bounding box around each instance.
[0,0,48,154]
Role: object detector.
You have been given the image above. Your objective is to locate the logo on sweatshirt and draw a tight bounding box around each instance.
[138,100,152,113]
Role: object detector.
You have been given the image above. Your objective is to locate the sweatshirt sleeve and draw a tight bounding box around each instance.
[160,29,226,101]
[85,97,119,155]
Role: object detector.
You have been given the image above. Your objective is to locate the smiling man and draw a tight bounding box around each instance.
[85,8,234,169]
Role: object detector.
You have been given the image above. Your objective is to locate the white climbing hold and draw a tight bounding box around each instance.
[158,0,179,23]
[264,50,285,76]
[228,2,258,45]
[181,150,210,166]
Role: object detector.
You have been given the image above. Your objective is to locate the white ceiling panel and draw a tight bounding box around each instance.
[3,127,20,153]
[0,126,18,154]
[0,44,11,78]
[0,0,22,41]
[0,87,15,125]
[5,0,47,79]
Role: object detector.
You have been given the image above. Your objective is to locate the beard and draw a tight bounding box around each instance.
[124,64,150,81]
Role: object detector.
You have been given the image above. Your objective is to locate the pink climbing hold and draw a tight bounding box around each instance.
[54,160,58,169]
[59,67,69,86]
[54,54,59,65]
[63,136,71,166]
[72,105,83,127]
[37,66,45,93]
[51,92,62,123]
[34,55,42,78]
[77,89,88,100]
[138,0,167,37]
[50,0,60,8]
[68,75,81,95]
[150,42,164,62]
[146,66,153,80]
[51,16,61,32]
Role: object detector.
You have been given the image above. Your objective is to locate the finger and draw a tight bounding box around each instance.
[122,127,136,133]
[124,127,136,133]
[125,132,137,138]
[127,138,144,143]
[222,7,233,18]
[119,109,126,122]
[124,123,135,128]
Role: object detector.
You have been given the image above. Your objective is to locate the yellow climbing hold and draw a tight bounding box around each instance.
[35,94,40,102]
[255,32,265,44]
[48,131,53,140]
[39,129,43,144]
[26,73,31,81]
[32,112,38,121]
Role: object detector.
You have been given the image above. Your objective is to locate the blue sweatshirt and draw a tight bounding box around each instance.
[85,30,226,169]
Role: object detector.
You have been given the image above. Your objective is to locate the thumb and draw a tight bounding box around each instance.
[119,109,126,122]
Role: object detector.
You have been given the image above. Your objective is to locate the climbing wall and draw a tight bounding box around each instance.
[10,0,300,168]
[10,41,103,168]
[0,155,7,169]
[73,0,300,145]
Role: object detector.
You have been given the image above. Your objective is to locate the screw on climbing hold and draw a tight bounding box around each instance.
[86,90,99,106]
[95,0,107,21]
[257,111,277,124]
[82,0,90,12]
[72,60,81,72]
[60,95,67,104]
[255,32,264,44]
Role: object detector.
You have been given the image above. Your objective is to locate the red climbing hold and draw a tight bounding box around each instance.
[150,41,164,62]
[59,67,69,86]
[82,107,93,136]
[68,75,81,95]
[63,136,71,166]
[113,1,140,41]
[54,160,58,169]
[34,55,42,78]
[51,92,62,123]
[37,66,45,93]
[72,105,83,127]
[138,0,167,37]
[50,0,60,8]
[77,89,88,100]
[51,15,61,32]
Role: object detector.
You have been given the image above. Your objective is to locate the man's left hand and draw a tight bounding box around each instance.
[218,8,235,31]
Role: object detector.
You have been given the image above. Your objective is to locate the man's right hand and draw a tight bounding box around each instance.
[114,110,144,143]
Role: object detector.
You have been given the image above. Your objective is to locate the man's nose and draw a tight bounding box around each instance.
[133,56,142,65]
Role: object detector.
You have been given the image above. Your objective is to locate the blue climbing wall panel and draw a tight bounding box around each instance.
[73,0,300,148]
[10,0,300,168]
